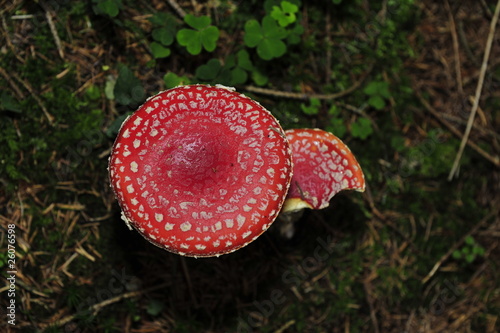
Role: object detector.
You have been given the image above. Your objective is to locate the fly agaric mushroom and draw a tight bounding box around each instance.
[108,85,292,257]
[281,128,365,214]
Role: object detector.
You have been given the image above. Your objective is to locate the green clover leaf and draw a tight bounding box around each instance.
[351,117,373,140]
[326,105,347,138]
[244,16,287,60]
[94,0,122,17]
[176,14,220,55]
[150,42,171,58]
[271,1,298,27]
[287,23,304,44]
[185,14,210,30]
[364,80,391,110]
[195,59,231,84]
[226,50,254,85]
[152,26,175,46]
[163,72,190,89]
[300,98,321,115]
[113,65,144,106]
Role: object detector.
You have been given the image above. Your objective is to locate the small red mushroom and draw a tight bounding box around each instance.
[108,85,292,257]
[281,128,365,213]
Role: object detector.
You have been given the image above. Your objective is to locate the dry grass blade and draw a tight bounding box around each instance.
[243,64,373,100]
[166,0,186,18]
[422,210,497,284]
[416,90,500,167]
[40,282,170,330]
[448,0,500,180]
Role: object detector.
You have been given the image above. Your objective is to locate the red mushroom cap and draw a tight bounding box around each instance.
[108,85,292,257]
[282,128,365,213]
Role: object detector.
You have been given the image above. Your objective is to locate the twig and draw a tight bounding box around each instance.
[457,20,480,65]
[166,0,186,18]
[11,71,55,125]
[445,0,463,96]
[1,13,24,63]
[0,66,24,98]
[363,279,380,333]
[41,1,65,59]
[422,210,496,284]
[274,319,296,333]
[416,90,500,167]
[448,0,500,180]
[439,111,500,140]
[480,0,493,18]
[42,282,170,329]
[244,64,373,100]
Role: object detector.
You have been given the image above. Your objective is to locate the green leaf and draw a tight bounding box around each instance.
[237,50,253,71]
[244,19,263,47]
[287,23,304,45]
[327,118,347,138]
[452,250,462,260]
[262,15,287,39]
[368,95,386,110]
[252,70,269,86]
[231,68,248,85]
[106,112,132,137]
[184,14,210,30]
[163,72,191,89]
[96,0,120,17]
[282,1,299,14]
[271,1,298,27]
[0,91,21,113]
[465,254,475,263]
[465,235,475,245]
[176,15,219,55]
[149,12,172,25]
[364,81,388,95]
[150,42,171,58]
[152,26,175,46]
[195,59,222,80]
[200,25,220,52]
[85,85,101,100]
[328,104,341,116]
[351,117,373,140]
[244,16,288,60]
[390,135,406,152]
[104,77,116,100]
[473,246,485,256]
[257,38,286,60]
[146,300,165,316]
[300,98,321,115]
[114,65,144,106]
[364,81,380,95]
[176,29,201,55]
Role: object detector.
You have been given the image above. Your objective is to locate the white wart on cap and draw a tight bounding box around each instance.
[282,128,365,213]
[108,85,292,257]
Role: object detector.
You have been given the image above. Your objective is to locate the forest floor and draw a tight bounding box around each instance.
[1,0,499,332]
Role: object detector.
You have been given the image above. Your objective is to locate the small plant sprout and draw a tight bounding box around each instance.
[176,14,220,55]
[244,16,288,60]
[363,80,391,110]
[452,236,485,264]
[300,98,321,115]
[92,0,123,17]
[271,1,299,27]
[350,117,373,140]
